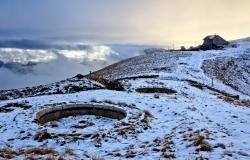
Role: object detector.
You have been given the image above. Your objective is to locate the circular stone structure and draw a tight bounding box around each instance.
[36,104,126,124]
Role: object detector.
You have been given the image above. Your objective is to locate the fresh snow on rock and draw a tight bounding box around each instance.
[0,75,104,100]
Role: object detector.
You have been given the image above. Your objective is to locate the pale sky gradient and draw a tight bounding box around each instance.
[0,0,250,46]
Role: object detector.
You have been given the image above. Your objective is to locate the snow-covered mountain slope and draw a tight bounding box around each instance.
[202,54,250,96]
[93,41,250,97]
[0,41,249,159]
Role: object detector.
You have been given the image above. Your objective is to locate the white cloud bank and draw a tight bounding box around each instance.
[0,45,146,90]
[0,45,117,64]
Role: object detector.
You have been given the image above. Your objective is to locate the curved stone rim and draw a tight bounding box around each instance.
[36,104,127,124]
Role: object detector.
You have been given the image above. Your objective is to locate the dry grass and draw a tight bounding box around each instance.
[115,125,136,137]
[88,75,108,86]
[214,143,226,149]
[144,110,153,118]
[184,129,213,152]
[197,143,213,152]
[162,152,176,159]
[24,148,58,160]
[25,156,37,160]
[0,147,58,159]
[218,95,250,107]
[161,137,176,159]
[25,147,58,155]
[125,149,137,158]
[107,151,122,157]
[187,80,204,90]
[58,148,79,160]
[0,147,82,160]
[34,129,51,142]
[0,148,21,159]
[115,111,151,138]
[89,75,124,91]
[234,99,250,107]
[140,110,153,130]
[219,95,235,102]
[114,119,140,138]
[114,111,151,138]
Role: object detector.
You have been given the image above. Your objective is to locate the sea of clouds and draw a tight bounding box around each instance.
[0,41,149,90]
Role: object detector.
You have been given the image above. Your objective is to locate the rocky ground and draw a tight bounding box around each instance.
[0,74,103,100]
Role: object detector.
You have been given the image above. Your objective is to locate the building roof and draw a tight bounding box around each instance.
[202,34,229,48]
[203,35,217,40]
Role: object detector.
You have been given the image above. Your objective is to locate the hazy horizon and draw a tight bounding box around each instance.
[1,0,250,47]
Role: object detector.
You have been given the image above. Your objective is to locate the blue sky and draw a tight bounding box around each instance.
[1,0,250,46]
